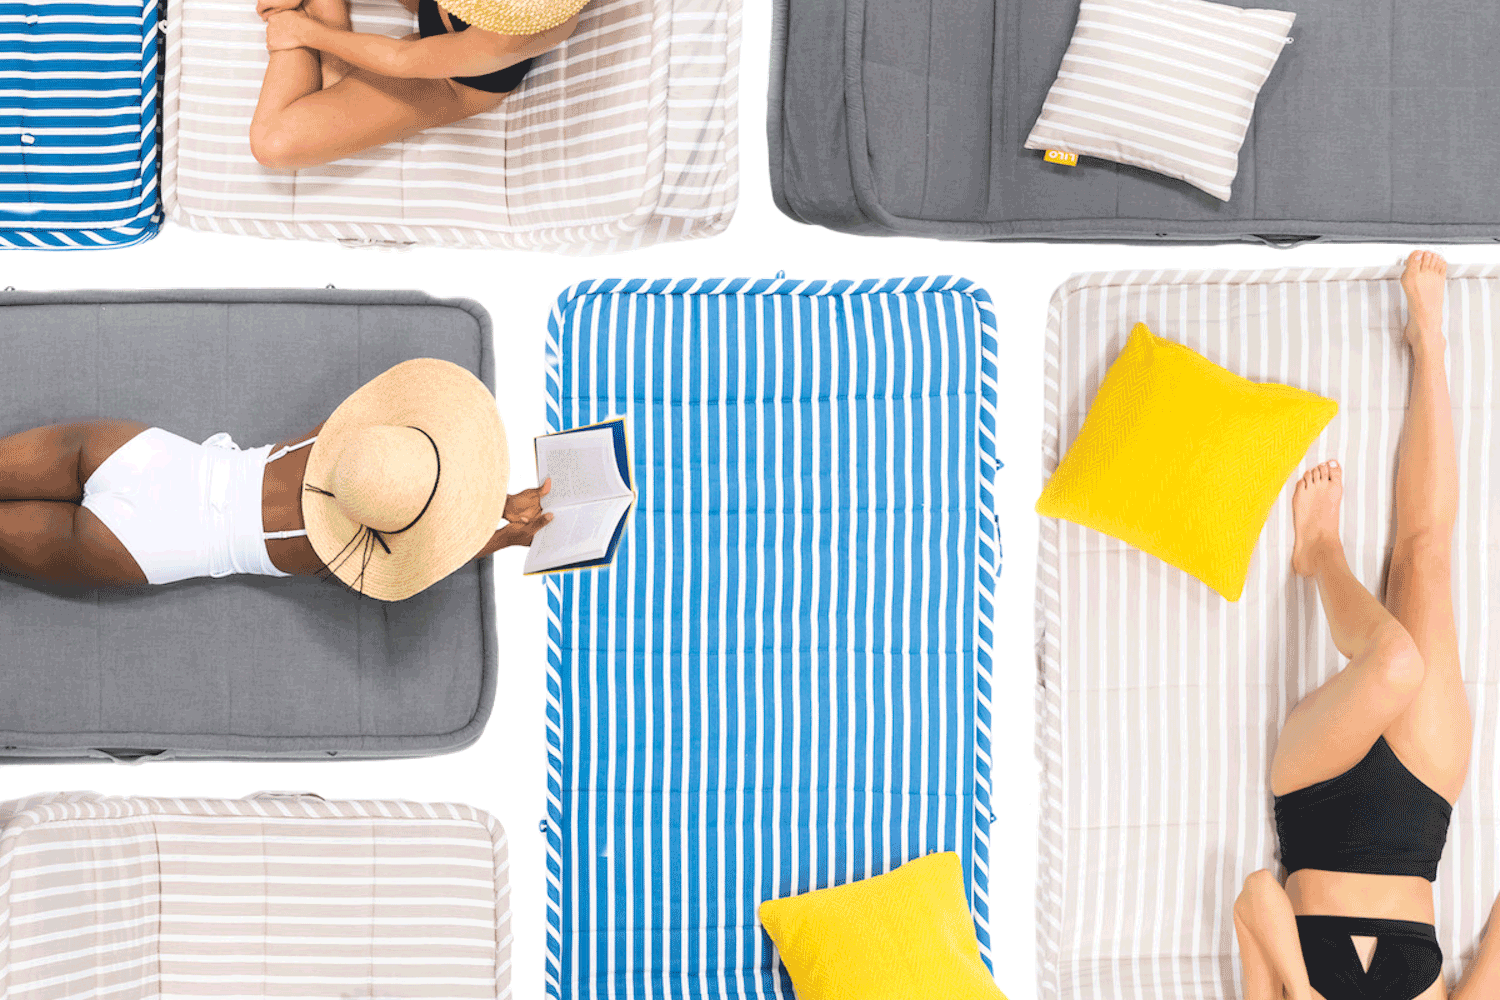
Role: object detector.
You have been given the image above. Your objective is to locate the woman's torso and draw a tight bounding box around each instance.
[1275,736,1452,926]
[1286,868,1435,925]
[262,430,324,576]
[1276,737,1452,999]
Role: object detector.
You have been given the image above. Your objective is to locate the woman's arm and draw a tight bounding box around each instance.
[476,513,552,558]
[1454,894,1500,1000]
[266,9,577,80]
[474,480,553,559]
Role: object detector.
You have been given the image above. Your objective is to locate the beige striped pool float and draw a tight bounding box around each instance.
[1037,263,1500,1000]
[160,0,739,252]
[0,793,511,999]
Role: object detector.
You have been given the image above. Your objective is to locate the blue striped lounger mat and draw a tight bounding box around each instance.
[543,275,1003,999]
[1,0,160,249]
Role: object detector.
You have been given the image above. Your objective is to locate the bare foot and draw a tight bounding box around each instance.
[1401,250,1447,357]
[1291,460,1343,578]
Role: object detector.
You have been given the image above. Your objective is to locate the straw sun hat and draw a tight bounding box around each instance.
[437,0,589,37]
[301,359,510,602]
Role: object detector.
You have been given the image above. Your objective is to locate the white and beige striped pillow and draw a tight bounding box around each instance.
[1025,0,1295,201]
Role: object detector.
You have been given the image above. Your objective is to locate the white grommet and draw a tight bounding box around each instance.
[20,134,35,145]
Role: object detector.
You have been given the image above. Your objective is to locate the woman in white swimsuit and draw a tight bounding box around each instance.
[0,359,549,601]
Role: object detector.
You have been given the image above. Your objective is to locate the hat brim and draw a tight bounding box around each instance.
[302,359,509,602]
[437,0,589,36]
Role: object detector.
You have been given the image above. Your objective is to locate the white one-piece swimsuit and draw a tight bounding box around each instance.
[80,428,317,585]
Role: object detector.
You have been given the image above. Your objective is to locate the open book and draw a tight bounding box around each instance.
[523,418,635,574]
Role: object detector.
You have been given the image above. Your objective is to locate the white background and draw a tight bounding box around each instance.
[0,0,1481,996]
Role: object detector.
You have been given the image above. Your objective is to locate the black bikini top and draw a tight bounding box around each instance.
[1273,736,1452,882]
[417,0,470,36]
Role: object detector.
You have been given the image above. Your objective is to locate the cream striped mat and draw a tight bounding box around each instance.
[0,793,511,999]
[1037,264,1500,1000]
[160,0,738,252]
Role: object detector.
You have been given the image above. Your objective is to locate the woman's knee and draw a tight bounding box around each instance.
[1390,529,1453,585]
[1371,622,1426,698]
[1240,869,1280,900]
[249,121,308,170]
[1235,870,1281,921]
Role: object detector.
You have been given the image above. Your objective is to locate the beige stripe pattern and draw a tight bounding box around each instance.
[1036,264,1500,1000]
[1024,0,1294,201]
[160,0,739,253]
[0,793,511,1000]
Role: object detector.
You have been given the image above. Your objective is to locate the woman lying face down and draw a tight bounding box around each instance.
[0,359,548,601]
[1232,252,1498,1000]
[248,0,586,170]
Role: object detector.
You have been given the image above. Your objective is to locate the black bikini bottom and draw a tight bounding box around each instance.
[1296,916,1442,1000]
[452,57,533,95]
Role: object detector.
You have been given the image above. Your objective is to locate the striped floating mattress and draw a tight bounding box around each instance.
[161,0,739,252]
[0,792,511,999]
[1,0,161,249]
[1036,263,1500,1000]
[543,276,1002,998]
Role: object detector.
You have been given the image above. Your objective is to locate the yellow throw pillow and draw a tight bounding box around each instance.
[758,852,1007,1000]
[1036,323,1337,601]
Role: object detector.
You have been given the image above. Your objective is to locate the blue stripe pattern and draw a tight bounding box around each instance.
[544,276,1002,1000]
[0,0,160,249]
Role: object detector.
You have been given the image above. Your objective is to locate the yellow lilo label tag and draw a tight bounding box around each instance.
[1044,149,1079,167]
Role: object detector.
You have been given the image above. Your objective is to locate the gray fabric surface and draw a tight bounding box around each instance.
[770,0,1500,244]
[0,289,497,763]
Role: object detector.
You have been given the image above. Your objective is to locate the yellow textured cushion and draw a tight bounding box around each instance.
[1036,323,1337,601]
[758,852,1007,1000]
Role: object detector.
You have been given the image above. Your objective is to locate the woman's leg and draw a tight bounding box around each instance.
[249,65,501,169]
[248,0,504,173]
[0,503,147,585]
[1381,251,1470,804]
[1234,871,1314,1000]
[1270,461,1426,795]
[249,0,356,131]
[305,0,354,86]
[1454,894,1500,1000]
[0,421,150,585]
[0,421,147,501]
[249,5,331,161]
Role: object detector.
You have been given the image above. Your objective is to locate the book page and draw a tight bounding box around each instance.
[524,495,634,574]
[536,426,629,508]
